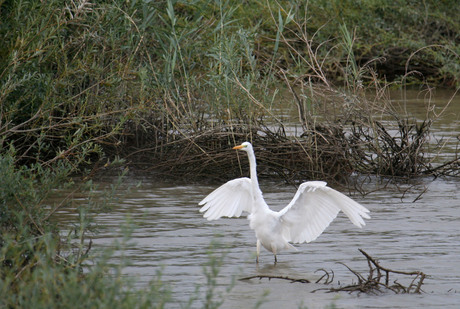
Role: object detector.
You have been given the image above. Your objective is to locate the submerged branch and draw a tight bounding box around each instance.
[239,275,310,284]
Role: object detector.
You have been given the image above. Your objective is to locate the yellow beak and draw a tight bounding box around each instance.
[233,145,244,150]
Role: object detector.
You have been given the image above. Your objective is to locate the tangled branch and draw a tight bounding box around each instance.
[239,249,427,295]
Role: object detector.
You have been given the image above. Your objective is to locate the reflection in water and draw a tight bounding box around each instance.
[53,177,460,308]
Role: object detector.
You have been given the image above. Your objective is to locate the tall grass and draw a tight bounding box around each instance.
[1,0,457,178]
[1,0,458,170]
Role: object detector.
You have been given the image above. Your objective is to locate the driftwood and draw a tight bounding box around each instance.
[239,249,426,295]
[239,269,334,285]
[318,249,427,294]
[239,275,311,284]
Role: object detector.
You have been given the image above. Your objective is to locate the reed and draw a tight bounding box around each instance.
[102,0,457,183]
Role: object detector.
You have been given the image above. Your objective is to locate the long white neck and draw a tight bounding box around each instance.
[247,149,259,190]
[246,147,268,213]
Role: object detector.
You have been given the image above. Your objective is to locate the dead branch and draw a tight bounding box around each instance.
[239,249,427,295]
[321,249,427,294]
[357,248,426,294]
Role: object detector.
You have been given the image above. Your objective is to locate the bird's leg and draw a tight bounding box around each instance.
[274,254,277,265]
[256,240,261,263]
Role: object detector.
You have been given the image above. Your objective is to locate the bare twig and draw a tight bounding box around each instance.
[239,275,310,284]
[314,268,334,284]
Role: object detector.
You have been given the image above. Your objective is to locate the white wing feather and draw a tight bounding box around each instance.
[199,178,253,220]
[278,181,370,243]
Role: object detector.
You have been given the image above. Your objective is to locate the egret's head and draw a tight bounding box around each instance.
[233,141,252,151]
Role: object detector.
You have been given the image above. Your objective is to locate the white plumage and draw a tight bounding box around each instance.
[199,178,252,220]
[199,142,370,263]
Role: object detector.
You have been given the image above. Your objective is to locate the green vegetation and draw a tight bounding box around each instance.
[1,0,458,171]
[0,0,459,307]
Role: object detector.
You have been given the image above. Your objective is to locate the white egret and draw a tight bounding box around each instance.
[199,142,370,263]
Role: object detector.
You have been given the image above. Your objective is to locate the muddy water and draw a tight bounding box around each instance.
[55,91,460,308]
[56,176,460,308]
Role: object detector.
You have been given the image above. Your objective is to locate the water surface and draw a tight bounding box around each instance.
[54,175,460,308]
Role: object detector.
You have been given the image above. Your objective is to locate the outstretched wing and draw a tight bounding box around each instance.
[278,181,370,244]
[199,178,253,220]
